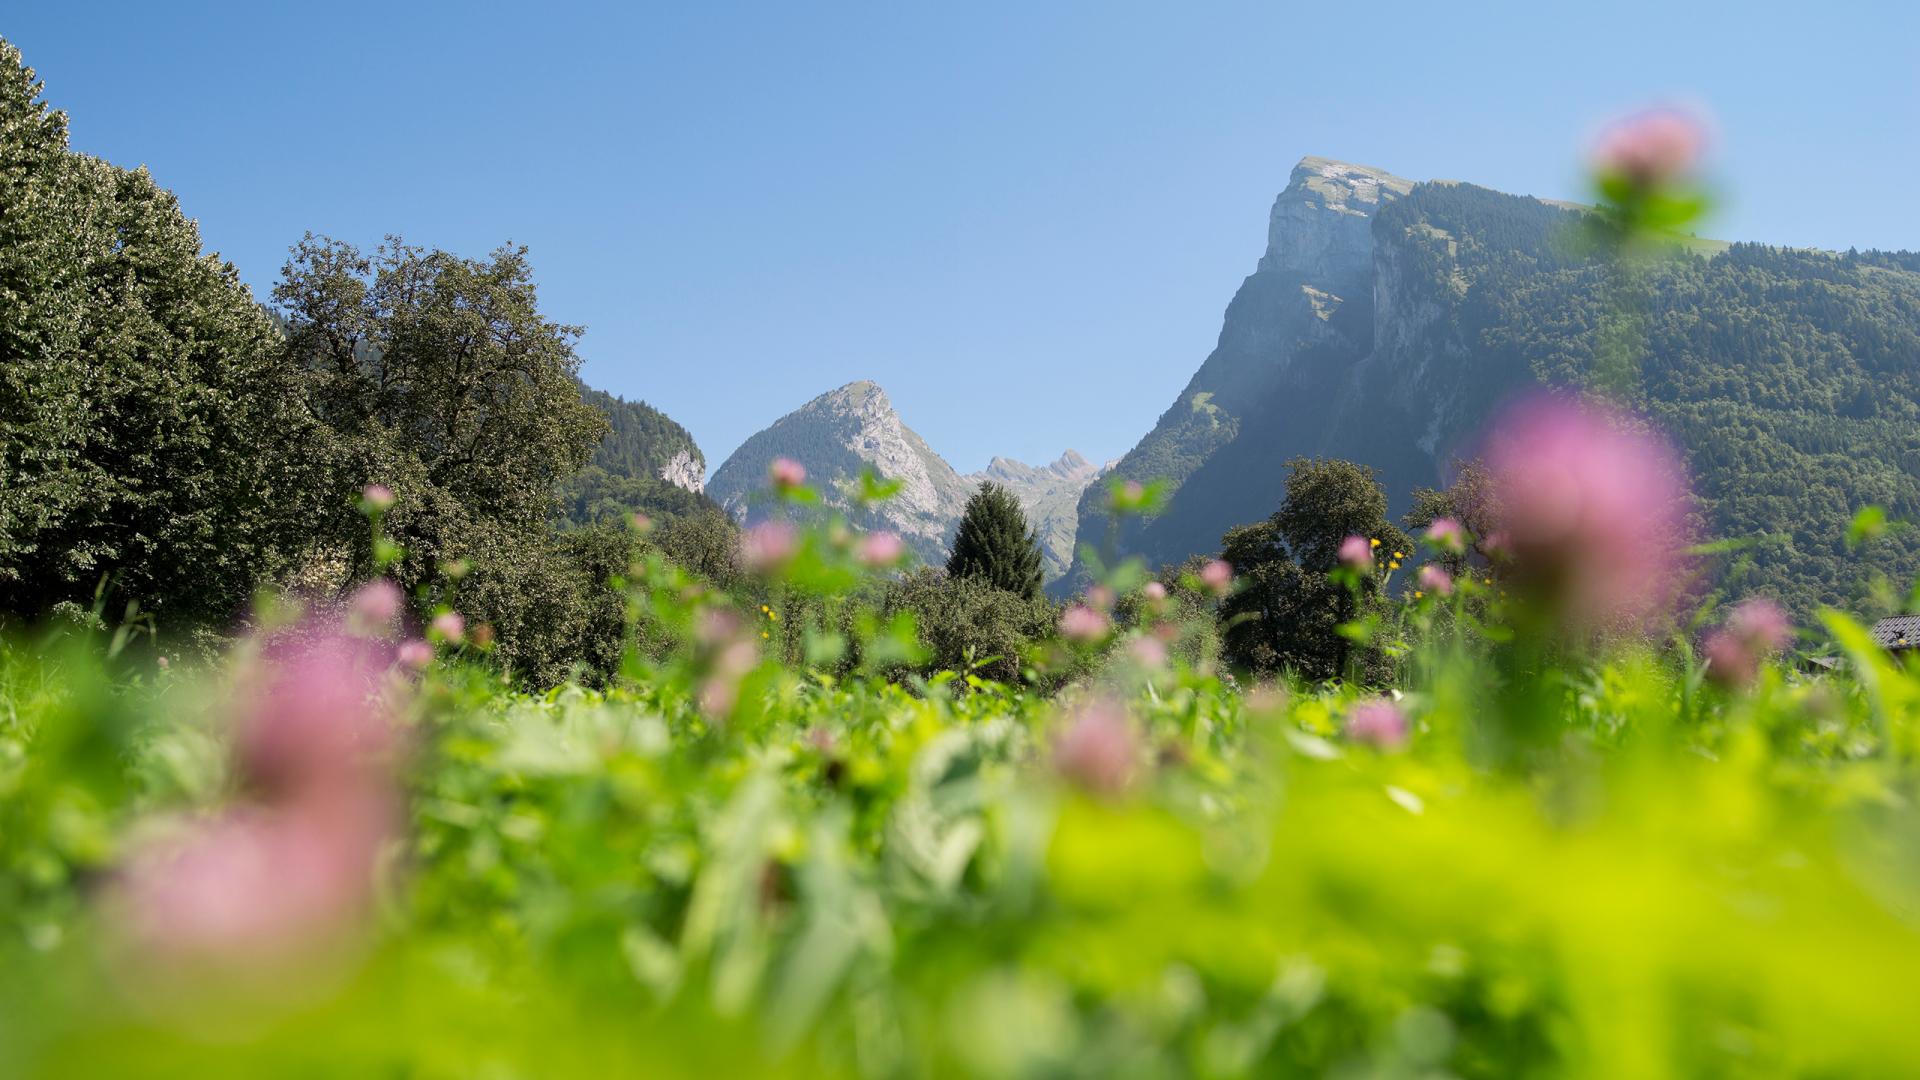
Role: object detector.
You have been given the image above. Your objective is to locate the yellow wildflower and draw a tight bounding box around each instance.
[1369,538,1381,548]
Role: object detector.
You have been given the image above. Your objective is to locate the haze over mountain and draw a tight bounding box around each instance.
[1066,156,1920,612]
[708,382,1102,576]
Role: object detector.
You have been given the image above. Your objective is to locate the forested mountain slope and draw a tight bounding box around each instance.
[1070,161,1920,614]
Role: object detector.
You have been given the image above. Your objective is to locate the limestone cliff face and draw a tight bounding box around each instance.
[658,449,705,494]
[707,381,975,564]
[1060,157,1412,588]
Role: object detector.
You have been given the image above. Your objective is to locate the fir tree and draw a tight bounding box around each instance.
[947,482,1044,598]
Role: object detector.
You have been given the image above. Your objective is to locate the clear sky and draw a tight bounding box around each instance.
[8,2,1916,475]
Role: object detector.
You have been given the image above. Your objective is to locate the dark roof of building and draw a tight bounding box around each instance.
[1870,616,1920,649]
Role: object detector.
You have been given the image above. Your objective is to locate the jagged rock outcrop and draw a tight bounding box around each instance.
[658,449,705,494]
[711,383,1103,579]
[708,381,976,564]
[964,450,1104,581]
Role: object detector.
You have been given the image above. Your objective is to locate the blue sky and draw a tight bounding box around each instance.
[9,2,1917,474]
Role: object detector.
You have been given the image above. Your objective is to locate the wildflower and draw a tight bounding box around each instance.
[1059,604,1110,643]
[106,628,407,987]
[1369,538,1381,549]
[1126,635,1169,669]
[1484,395,1690,632]
[1086,585,1116,612]
[1705,597,1793,689]
[741,520,800,573]
[470,623,495,650]
[1392,551,1405,560]
[1053,699,1139,796]
[1199,559,1233,597]
[346,579,403,638]
[1417,564,1454,597]
[630,512,654,534]
[360,484,395,512]
[856,530,905,568]
[1593,106,1706,190]
[1142,581,1168,603]
[156,655,170,671]
[1388,560,1401,571]
[1345,699,1409,750]
[397,639,434,671]
[769,457,807,490]
[441,558,470,581]
[1425,517,1469,555]
[430,611,465,645]
[1339,536,1373,572]
[231,634,400,801]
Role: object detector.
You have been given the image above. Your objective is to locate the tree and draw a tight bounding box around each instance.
[273,235,609,675]
[0,38,313,630]
[1220,458,1409,681]
[947,482,1043,599]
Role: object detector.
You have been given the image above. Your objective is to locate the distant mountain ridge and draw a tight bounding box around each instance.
[709,381,1102,577]
[964,450,1105,580]
[1064,155,1920,613]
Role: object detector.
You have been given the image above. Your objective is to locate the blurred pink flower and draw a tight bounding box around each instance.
[1425,517,1468,556]
[1345,699,1409,750]
[1059,604,1110,643]
[233,635,399,801]
[396,639,434,671]
[346,579,403,638]
[1484,395,1690,631]
[1338,535,1373,572]
[741,520,800,573]
[1126,635,1169,670]
[1053,700,1139,796]
[1726,597,1792,654]
[1199,559,1234,596]
[1142,581,1168,603]
[360,484,395,511]
[1085,585,1116,612]
[1705,597,1793,689]
[107,799,392,977]
[108,626,408,985]
[429,611,465,645]
[856,530,905,568]
[1594,107,1706,188]
[156,655,170,671]
[1417,564,1454,597]
[769,457,807,490]
[696,607,745,647]
[1478,529,1514,563]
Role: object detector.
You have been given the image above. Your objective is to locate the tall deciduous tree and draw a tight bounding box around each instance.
[274,235,610,676]
[0,38,311,629]
[947,482,1044,599]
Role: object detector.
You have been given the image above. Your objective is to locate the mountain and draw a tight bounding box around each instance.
[558,387,718,527]
[708,381,976,564]
[965,450,1105,580]
[709,382,1105,577]
[1068,157,1920,614]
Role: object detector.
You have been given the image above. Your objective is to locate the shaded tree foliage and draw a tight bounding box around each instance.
[1220,459,1409,681]
[947,482,1044,599]
[0,40,312,629]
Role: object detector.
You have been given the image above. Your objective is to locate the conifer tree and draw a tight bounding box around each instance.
[947,482,1044,598]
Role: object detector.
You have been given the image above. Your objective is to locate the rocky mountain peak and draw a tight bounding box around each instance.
[1260,156,1415,288]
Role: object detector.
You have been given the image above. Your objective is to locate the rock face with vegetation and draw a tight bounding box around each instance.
[558,387,719,528]
[1069,156,1920,614]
